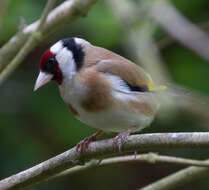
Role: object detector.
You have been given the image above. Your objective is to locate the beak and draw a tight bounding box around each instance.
[34,71,53,91]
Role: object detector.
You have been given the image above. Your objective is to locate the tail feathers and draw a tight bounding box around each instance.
[156,83,209,108]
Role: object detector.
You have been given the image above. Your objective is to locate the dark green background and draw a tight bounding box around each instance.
[1,0,209,189]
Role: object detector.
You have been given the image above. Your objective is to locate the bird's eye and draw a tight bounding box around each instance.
[44,57,56,72]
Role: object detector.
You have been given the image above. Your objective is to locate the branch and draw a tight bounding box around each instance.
[139,159,209,190]
[1,132,209,189]
[0,0,98,71]
[38,0,57,32]
[150,0,209,62]
[50,153,209,181]
[0,0,57,86]
[157,21,209,49]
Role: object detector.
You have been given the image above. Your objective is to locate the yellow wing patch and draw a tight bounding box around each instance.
[148,80,167,92]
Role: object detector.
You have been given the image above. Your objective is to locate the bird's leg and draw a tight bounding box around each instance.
[114,126,137,152]
[76,130,103,154]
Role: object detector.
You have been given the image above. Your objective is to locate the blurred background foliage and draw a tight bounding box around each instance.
[0,0,209,189]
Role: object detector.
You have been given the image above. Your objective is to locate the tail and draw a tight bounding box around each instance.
[152,82,209,110]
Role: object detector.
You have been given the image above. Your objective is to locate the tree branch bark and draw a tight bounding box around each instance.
[157,21,209,49]
[0,0,57,86]
[150,0,209,62]
[1,132,209,190]
[0,0,98,72]
[50,153,209,181]
[139,159,209,190]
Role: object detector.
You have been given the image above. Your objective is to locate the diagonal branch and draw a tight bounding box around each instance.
[139,159,209,190]
[1,132,209,190]
[38,0,57,32]
[0,0,98,72]
[150,0,209,62]
[0,0,57,86]
[157,21,209,50]
[50,153,209,181]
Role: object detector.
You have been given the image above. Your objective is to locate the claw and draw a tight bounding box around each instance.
[114,126,137,152]
[76,130,103,155]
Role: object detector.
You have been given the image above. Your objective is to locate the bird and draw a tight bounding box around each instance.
[34,37,165,153]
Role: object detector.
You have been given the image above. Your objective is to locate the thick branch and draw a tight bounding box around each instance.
[0,0,98,71]
[140,159,209,190]
[1,132,209,190]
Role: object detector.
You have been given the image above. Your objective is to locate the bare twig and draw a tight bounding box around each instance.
[1,132,209,190]
[38,0,57,31]
[0,0,98,72]
[0,35,39,86]
[150,0,209,62]
[50,153,209,181]
[158,21,209,49]
[139,159,209,190]
[0,0,57,86]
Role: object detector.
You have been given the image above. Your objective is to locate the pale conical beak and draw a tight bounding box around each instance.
[34,71,53,91]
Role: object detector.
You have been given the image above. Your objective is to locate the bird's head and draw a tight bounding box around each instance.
[34,37,88,91]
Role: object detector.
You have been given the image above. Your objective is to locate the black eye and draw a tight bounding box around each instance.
[44,57,56,72]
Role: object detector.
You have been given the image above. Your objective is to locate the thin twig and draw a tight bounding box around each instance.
[50,153,209,181]
[0,0,57,86]
[139,159,209,190]
[38,0,57,31]
[0,0,98,72]
[1,132,209,190]
[0,35,39,85]
[150,0,209,62]
[157,21,209,49]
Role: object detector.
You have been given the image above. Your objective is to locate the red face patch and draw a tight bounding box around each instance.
[40,49,55,70]
[39,49,63,85]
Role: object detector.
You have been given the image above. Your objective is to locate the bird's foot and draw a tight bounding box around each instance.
[114,126,137,152]
[76,130,103,154]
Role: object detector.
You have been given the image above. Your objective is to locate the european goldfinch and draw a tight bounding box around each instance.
[34,37,165,152]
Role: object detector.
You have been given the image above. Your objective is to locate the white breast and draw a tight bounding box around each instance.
[59,80,153,133]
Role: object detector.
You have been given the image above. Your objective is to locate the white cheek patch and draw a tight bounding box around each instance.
[56,47,76,80]
[50,41,63,54]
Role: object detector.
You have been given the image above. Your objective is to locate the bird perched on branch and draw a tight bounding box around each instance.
[34,37,165,153]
